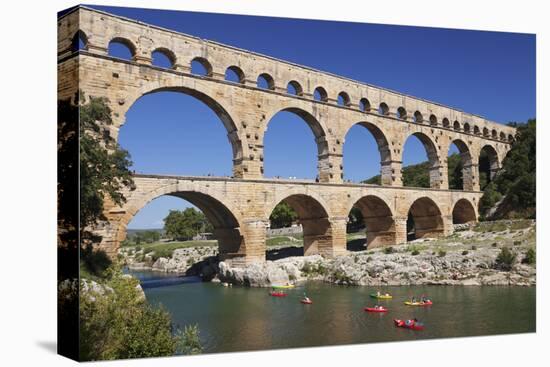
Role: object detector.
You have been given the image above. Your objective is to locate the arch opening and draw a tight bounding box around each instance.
[452,199,477,224]
[122,191,243,262]
[119,88,240,177]
[263,108,327,180]
[108,37,136,60]
[429,114,438,126]
[479,145,499,190]
[402,133,440,188]
[151,48,176,69]
[257,73,275,90]
[397,107,407,120]
[71,30,88,51]
[448,140,473,190]
[413,111,423,123]
[407,197,444,241]
[359,98,371,112]
[347,195,395,251]
[378,102,390,116]
[313,87,328,102]
[442,118,450,128]
[338,92,351,107]
[287,80,303,96]
[225,66,245,84]
[190,57,213,77]
[343,122,391,185]
[474,126,480,135]
[267,194,332,259]
[463,123,470,133]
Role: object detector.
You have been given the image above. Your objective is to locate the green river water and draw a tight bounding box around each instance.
[129,270,535,354]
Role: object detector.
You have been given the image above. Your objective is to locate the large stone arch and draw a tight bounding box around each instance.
[407,196,445,240]
[261,104,332,181]
[342,121,394,185]
[348,194,397,248]
[117,82,246,177]
[448,138,476,191]
[114,181,245,261]
[401,131,443,189]
[267,193,334,256]
[452,198,477,224]
[478,144,500,184]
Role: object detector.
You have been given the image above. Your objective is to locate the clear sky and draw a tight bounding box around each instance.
[84,4,536,229]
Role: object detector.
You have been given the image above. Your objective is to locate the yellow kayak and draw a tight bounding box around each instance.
[404,300,433,306]
[370,293,393,299]
[271,284,295,289]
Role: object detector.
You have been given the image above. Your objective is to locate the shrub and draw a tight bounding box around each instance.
[522,248,536,265]
[471,245,477,250]
[462,250,469,256]
[495,247,517,271]
[411,249,420,256]
[383,246,394,254]
[366,256,373,263]
[176,325,202,355]
[513,240,522,246]
[491,243,498,248]
[79,268,201,360]
[438,250,446,257]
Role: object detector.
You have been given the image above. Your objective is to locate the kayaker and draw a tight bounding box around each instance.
[377,290,381,297]
[302,292,311,303]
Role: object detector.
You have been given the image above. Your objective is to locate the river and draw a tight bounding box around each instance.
[129,269,536,354]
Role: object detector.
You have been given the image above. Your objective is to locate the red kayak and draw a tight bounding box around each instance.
[301,299,313,304]
[364,307,388,313]
[270,291,287,297]
[394,319,424,331]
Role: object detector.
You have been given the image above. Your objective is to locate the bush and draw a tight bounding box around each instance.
[366,256,373,263]
[438,250,446,257]
[513,240,522,246]
[79,268,201,360]
[383,246,394,254]
[522,248,536,265]
[495,247,517,271]
[471,245,477,250]
[176,325,202,355]
[411,249,420,256]
[462,250,469,256]
[492,243,498,248]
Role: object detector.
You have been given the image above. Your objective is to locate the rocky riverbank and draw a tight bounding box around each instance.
[119,220,536,287]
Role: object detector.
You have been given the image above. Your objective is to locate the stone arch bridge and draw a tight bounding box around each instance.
[58,7,516,265]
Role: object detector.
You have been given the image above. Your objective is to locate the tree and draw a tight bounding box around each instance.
[480,119,536,219]
[269,202,298,229]
[79,94,134,231]
[164,208,212,241]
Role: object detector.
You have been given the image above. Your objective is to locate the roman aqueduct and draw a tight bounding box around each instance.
[58,7,516,266]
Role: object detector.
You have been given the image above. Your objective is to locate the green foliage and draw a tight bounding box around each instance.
[495,247,517,271]
[269,202,298,229]
[522,248,536,265]
[164,208,212,241]
[447,153,464,190]
[347,206,364,231]
[478,182,503,220]
[471,245,477,250]
[79,95,134,230]
[79,269,200,360]
[383,246,395,254]
[176,325,202,355]
[438,250,447,257]
[480,119,536,219]
[130,230,161,244]
[411,249,420,256]
[462,250,469,256]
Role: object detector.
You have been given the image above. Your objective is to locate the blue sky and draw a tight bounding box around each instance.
[85,4,535,229]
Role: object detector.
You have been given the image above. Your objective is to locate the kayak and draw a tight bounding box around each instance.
[269,291,287,297]
[394,319,424,331]
[301,299,313,304]
[271,284,295,289]
[364,307,388,313]
[404,300,433,306]
[370,293,393,299]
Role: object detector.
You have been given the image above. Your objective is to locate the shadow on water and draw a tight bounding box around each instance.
[266,246,303,260]
[140,275,203,289]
